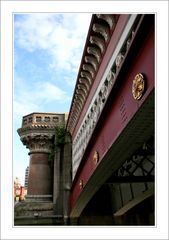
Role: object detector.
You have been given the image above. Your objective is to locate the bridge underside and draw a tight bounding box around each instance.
[74,136,154,225]
[70,90,155,225]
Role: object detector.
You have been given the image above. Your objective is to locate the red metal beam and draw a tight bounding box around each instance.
[69,15,154,215]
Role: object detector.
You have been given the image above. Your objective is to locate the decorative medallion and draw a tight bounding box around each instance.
[93,151,99,164]
[79,180,83,189]
[132,73,145,100]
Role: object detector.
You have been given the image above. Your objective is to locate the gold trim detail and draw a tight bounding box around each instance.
[79,180,83,189]
[93,151,99,164]
[132,73,145,100]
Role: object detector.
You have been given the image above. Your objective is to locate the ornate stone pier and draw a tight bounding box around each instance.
[22,135,53,201]
[17,112,65,201]
[15,112,72,225]
[15,113,64,225]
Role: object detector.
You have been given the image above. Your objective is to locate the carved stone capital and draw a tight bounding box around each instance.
[18,127,55,154]
[21,134,54,154]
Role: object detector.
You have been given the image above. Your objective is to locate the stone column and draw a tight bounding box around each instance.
[53,147,61,205]
[62,132,72,224]
[28,151,53,196]
[18,128,55,201]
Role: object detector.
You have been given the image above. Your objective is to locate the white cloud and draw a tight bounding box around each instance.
[13,99,38,121]
[15,13,92,76]
[34,82,70,103]
[13,13,92,190]
[14,13,91,122]
[14,76,70,121]
[64,75,76,87]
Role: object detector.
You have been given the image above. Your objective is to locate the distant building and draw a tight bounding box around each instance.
[14,177,27,201]
[14,177,21,188]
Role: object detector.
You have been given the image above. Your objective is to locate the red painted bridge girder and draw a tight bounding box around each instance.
[69,15,155,216]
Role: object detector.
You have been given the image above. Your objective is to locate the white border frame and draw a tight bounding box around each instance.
[0,1,168,240]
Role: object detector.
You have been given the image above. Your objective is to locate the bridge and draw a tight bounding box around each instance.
[66,14,154,225]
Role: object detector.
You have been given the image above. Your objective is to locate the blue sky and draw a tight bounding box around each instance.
[14,13,92,185]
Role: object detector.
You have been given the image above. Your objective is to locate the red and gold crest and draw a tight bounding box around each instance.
[132,73,145,100]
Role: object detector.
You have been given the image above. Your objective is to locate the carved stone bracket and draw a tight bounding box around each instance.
[67,14,118,134]
[85,55,98,71]
[96,14,115,29]
[76,89,86,102]
[87,46,101,63]
[81,71,93,85]
[82,63,95,78]
[93,23,110,42]
[90,35,105,54]
[77,84,88,96]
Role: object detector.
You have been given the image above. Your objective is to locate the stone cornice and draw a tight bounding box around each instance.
[17,124,56,133]
[67,14,119,135]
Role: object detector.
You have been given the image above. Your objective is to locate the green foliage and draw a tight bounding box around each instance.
[48,148,55,162]
[48,124,66,162]
[55,124,66,147]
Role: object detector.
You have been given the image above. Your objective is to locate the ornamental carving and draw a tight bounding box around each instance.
[73,97,82,110]
[115,53,124,69]
[107,69,113,82]
[96,14,115,29]
[93,23,110,42]
[93,151,99,164]
[100,84,108,103]
[132,73,145,100]
[126,31,135,50]
[77,84,88,96]
[81,71,93,85]
[20,133,54,154]
[90,35,105,53]
[85,55,98,71]
[76,89,86,101]
[75,94,83,106]
[82,64,95,78]
[87,46,101,63]
[79,77,91,89]
[78,82,89,93]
